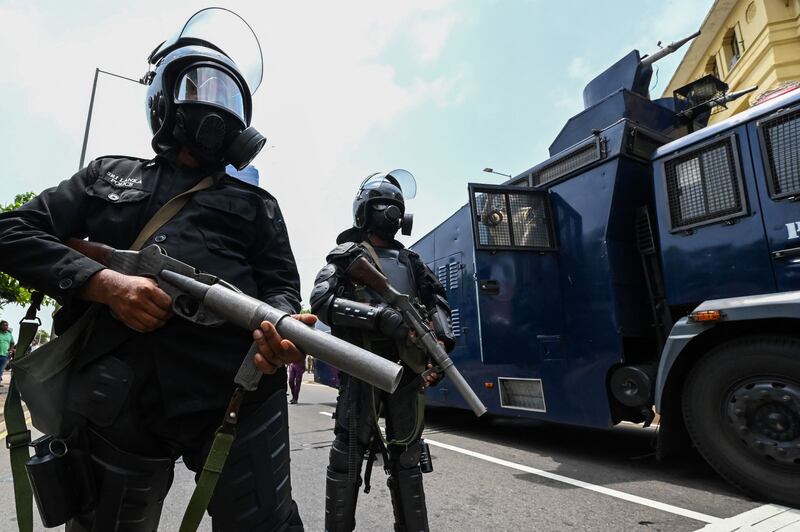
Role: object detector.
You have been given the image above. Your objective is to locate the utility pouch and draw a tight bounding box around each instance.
[25,435,95,527]
[11,306,100,435]
[67,354,134,427]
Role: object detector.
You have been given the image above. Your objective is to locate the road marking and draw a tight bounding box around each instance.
[316,411,721,524]
[694,504,800,531]
[425,438,720,524]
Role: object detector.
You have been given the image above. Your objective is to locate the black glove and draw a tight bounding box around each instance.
[377,306,410,340]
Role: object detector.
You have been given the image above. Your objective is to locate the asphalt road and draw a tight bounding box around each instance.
[0,373,797,531]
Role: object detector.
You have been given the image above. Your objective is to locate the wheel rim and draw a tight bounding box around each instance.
[727,378,800,466]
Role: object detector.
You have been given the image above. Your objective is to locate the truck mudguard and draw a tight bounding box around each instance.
[655,290,800,409]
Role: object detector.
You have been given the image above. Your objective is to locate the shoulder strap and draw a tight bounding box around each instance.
[360,241,386,275]
[5,292,44,532]
[130,173,218,250]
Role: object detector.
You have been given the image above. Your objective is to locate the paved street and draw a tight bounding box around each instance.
[0,372,798,531]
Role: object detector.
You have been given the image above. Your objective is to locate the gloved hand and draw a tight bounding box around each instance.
[377,306,410,340]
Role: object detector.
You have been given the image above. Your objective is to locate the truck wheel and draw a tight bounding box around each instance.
[682,335,800,505]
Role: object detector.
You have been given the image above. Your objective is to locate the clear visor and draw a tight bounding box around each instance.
[175,66,245,121]
[151,7,263,93]
[360,169,417,199]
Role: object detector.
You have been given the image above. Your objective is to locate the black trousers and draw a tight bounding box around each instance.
[326,369,429,532]
[63,354,303,532]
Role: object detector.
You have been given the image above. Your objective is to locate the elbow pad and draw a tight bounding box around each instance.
[431,294,456,352]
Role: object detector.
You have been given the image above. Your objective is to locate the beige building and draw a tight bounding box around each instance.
[664,0,800,123]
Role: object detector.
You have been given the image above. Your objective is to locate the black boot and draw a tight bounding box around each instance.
[325,468,361,532]
[387,466,429,532]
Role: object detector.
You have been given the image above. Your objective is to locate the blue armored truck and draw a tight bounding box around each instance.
[410,37,800,504]
[314,34,800,504]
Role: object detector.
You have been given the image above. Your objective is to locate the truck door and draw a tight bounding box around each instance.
[468,184,561,370]
[750,103,800,291]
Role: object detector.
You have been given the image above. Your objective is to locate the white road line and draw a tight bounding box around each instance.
[426,438,720,524]
[694,504,800,531]
[315,411,721,524]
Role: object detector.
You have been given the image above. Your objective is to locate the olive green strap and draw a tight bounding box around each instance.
[179,428,235,532]
[6,293,44,532]
[129,173,219,250]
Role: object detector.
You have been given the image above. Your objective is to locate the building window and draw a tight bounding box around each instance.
[705,55,720,79]
[723,26,744,72]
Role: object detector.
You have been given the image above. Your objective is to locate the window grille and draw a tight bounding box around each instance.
[760,109,800,199]
[532,137,605,186]
[469,184,556,251]
[664,136,746,231]
[498,378,546,412]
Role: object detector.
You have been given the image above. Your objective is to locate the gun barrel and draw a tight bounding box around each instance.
[640,30,701,67]
[718,85,758,105]
[416,328,487,417]
[160,270,403,393]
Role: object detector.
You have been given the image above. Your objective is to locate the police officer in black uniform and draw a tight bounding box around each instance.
[0,9,310,531]
[310,170,455,532]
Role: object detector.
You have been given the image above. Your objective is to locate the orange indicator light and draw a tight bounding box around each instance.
[484,382,494,389]
[689,310,723,322]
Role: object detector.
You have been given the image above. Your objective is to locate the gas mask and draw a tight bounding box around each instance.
[367,202,414,240]
[172,65,265,170]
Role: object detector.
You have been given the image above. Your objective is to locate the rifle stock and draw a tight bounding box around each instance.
[66,238,114,266]
[346,256,392,298]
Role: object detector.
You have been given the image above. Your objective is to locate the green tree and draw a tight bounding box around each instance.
[0,192,37,309]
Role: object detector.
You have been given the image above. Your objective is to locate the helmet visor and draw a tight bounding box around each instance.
[175,66,245,121]
[150,7,263,94]
[360,169,417,199]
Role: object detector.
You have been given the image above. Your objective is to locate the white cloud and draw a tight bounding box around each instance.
[411,12,461,63]
[568,56,593,82]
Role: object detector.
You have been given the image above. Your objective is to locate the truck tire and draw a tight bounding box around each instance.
[682,335,800,506]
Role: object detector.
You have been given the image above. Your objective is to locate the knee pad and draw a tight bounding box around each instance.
[208,388,302,532]
[328,435,352,473]
[69,430,174,532]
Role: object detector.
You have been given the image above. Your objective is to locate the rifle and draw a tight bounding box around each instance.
[66,239,403,394]
[346,255,487,417]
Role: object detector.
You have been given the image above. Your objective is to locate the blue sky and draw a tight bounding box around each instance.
[0,0,714,329]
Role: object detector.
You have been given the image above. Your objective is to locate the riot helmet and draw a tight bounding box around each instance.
[144,7,266,170]
[352,169,416,240]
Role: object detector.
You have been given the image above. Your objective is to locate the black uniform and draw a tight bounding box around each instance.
[310,239,454,532]
[0,152,304,531]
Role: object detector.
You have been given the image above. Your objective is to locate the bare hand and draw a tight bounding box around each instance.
[424,362,442,386]
[82,269,173,332]
[253,314,318,374]
[423,340,447,386]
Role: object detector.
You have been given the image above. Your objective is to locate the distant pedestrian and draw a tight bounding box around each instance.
[288,358,306,404]
[0,320,15,385]
[306,355,314,373]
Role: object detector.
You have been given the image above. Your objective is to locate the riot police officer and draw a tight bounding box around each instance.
[310,170,455,532]
[0,8,309,531]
